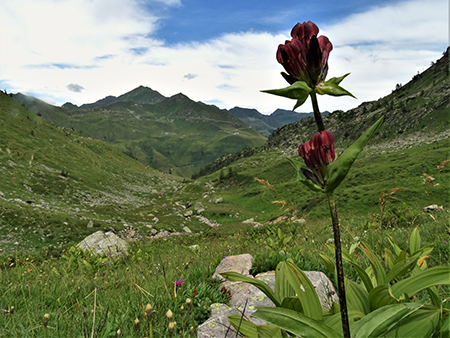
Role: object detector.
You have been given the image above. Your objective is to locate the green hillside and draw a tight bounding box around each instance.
[14,88,267,177]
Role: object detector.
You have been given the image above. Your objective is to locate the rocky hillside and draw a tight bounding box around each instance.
[267,48,450,155]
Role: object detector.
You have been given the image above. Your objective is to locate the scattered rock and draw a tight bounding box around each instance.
[184,210,193,217]
[77,231,129,258]
[213,197,223,204]
[152,217,159,224]
[183,226,192,233]
[87,220,94,228]
[196,215,220,228]
[194,202,205,214]
[293,218,307,224]
[423,204,444,212]
[242,218,255,224]
[212,254,254,281]
[0,191,4,198]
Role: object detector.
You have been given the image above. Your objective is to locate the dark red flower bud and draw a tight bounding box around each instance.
[298,130,336,188]
[277,21,333,88]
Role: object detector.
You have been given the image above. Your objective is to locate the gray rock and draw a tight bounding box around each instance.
[213,197,223,204]
[212,254,254,281]
[184,210,193,217]
[183,226,192,233]
[423,204,444,212]
[87,220,94,228]
[77,231,129,258]
[0,191,4,198]
[194,202,205,214]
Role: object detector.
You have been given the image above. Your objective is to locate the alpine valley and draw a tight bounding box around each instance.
[0,48,448,337]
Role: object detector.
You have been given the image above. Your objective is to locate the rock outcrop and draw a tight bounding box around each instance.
[197,254,339,337]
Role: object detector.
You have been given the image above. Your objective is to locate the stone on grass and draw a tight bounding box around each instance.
[87,220,94,228]
[194,202,205,214]
[423,204,444,212]
[77,231,129,258]
[183,226,192,233]
[212,254,254,281]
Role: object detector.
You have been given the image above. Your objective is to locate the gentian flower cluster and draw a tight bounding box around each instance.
[298,130,336,188]
[277,21,333,88]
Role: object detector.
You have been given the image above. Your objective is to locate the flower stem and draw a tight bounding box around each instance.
[326,191,351,338]
[310,90,325,132]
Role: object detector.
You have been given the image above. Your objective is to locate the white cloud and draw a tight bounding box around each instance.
[0,0,447,116]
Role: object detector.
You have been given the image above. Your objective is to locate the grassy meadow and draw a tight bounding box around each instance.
[1,129,449,336]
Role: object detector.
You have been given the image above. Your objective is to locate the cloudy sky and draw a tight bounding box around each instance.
[0,0,448,114]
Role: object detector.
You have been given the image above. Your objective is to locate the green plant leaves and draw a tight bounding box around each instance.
[325,116,383,192]
[286,157,322,192]
[316,75,356,98]
[220,271,281,306]
[252,307,342,338]
[391,266,450,298]
[276,260,323,320]
[261,81,312,111]
[351,302,423,338]
[228,315,284,338]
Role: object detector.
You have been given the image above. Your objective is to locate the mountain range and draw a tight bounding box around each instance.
[12,86,327,177]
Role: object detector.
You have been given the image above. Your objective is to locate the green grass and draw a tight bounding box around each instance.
[1,88,449,336]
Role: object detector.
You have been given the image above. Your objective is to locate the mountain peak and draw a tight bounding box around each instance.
[116,86,165,105]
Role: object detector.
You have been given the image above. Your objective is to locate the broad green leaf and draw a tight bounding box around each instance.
[349,241,359,255]
[325,116,384,192]
[281,297,303,312]
[220,272,281,307]
[439,314,450,336]
[391,266,450,298]
[368,284,408,311]
[286,157,323,192]
[277,260,323,320]
[252,307,342,338]
[324,310,365,335]
[427,286,441,307]
[409,227,421,255]
[228,315,284,338]
[323,73,351,86]
[315,82,356,98]
[340,246,373,293]
[228,315,258,338]
[345,278,370,315]
[261,81,312,111]
[352,302,422,338]
[385,248,395,270]
[382,308,441,338]
[385,247,428,283]
[387,235,403,256]
[360,241,387,286]
[257,324,284,338]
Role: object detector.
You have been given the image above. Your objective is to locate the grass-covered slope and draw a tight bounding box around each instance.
[0,92,197,253]
[268,49,450,153]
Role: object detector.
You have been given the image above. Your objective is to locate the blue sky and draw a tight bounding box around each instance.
[0,0,447,114]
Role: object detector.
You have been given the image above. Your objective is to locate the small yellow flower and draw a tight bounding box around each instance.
[166,309,173,320]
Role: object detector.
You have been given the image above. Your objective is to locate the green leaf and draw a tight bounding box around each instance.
[439,314,450,336]
[315,82,356,98]
[359,241,387,286]
[228,315,258,338]
[352,302,423,338]
[252,307,342,338]
[391,266,450,298]
[409,227,421,255]
[345,278,370,315]
[387,235,403,256]
[324,310,366,335]
[340,246,373,293]
[256,324,284,338]
[325,116,384,192]
[368,284,407,311]
[276,260,323,320]
[286,157,323,192]
[324,73,351,85]
[261,81,312,111]
[220,272,281,307]
[385,247,428,283]
[382,308,441,338]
